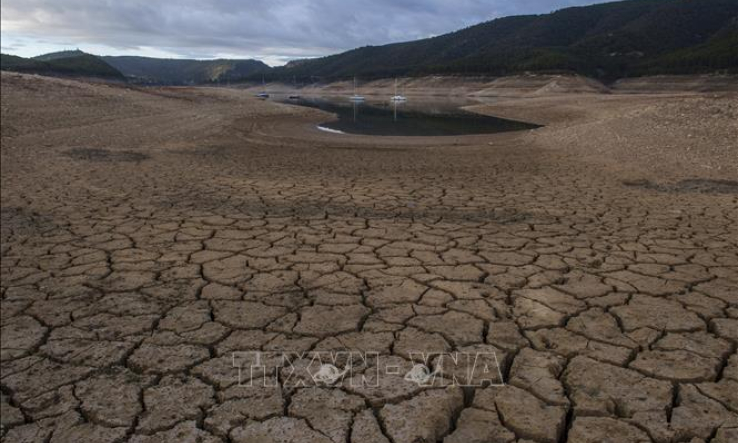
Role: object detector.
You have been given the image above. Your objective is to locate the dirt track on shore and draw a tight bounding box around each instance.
[1,71,737,443]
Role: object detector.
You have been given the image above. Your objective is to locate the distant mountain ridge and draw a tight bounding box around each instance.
[265,0,738,81]
[1,51,271,85]
[1,51,124,79]
[2,0,736,84]
[32,49,88,61]
[102,56,270,85]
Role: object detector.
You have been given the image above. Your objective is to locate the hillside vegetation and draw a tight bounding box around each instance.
[265,0,738,81]
[2,0,735,84]
[1,51,269,85]
[1,52,124,79]
[102,56,270,85]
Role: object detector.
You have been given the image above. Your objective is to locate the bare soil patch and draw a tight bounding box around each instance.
[64,147,150,162]
[624,178,738,194]
[1,71,736,443]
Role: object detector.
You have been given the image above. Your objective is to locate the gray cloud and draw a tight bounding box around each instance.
[1,0,606,63]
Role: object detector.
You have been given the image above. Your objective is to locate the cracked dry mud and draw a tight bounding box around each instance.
[1,72,737,443]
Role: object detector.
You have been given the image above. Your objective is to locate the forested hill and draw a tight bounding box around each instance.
[3,0,736,84]
[265,0,738,81]
[102,56,270,85]
[1,52,124,79]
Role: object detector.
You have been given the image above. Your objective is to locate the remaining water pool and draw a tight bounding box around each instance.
[275,95,541,136]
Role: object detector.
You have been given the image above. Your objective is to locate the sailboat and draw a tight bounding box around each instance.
[256,75,269,98]
[289,76,301,99]
[349,77,365,101]
[390,78,407,102]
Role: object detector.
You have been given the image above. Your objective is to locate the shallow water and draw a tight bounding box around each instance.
[274,95,541,136]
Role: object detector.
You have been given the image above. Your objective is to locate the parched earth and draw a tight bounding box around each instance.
[1,72,737,443]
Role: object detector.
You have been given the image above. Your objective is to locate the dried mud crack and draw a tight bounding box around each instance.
[1,72,737,443]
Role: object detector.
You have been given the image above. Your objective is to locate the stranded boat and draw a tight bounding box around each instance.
[256,76,269,98]
[390,78,407,102]
[349,77,365,102]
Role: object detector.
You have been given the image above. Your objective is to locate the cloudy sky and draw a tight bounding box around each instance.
[1,0,608,65]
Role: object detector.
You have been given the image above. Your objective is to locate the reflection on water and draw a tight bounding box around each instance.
[274,95,541,136]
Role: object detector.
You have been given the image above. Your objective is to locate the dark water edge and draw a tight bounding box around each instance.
[278,96,541,136]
